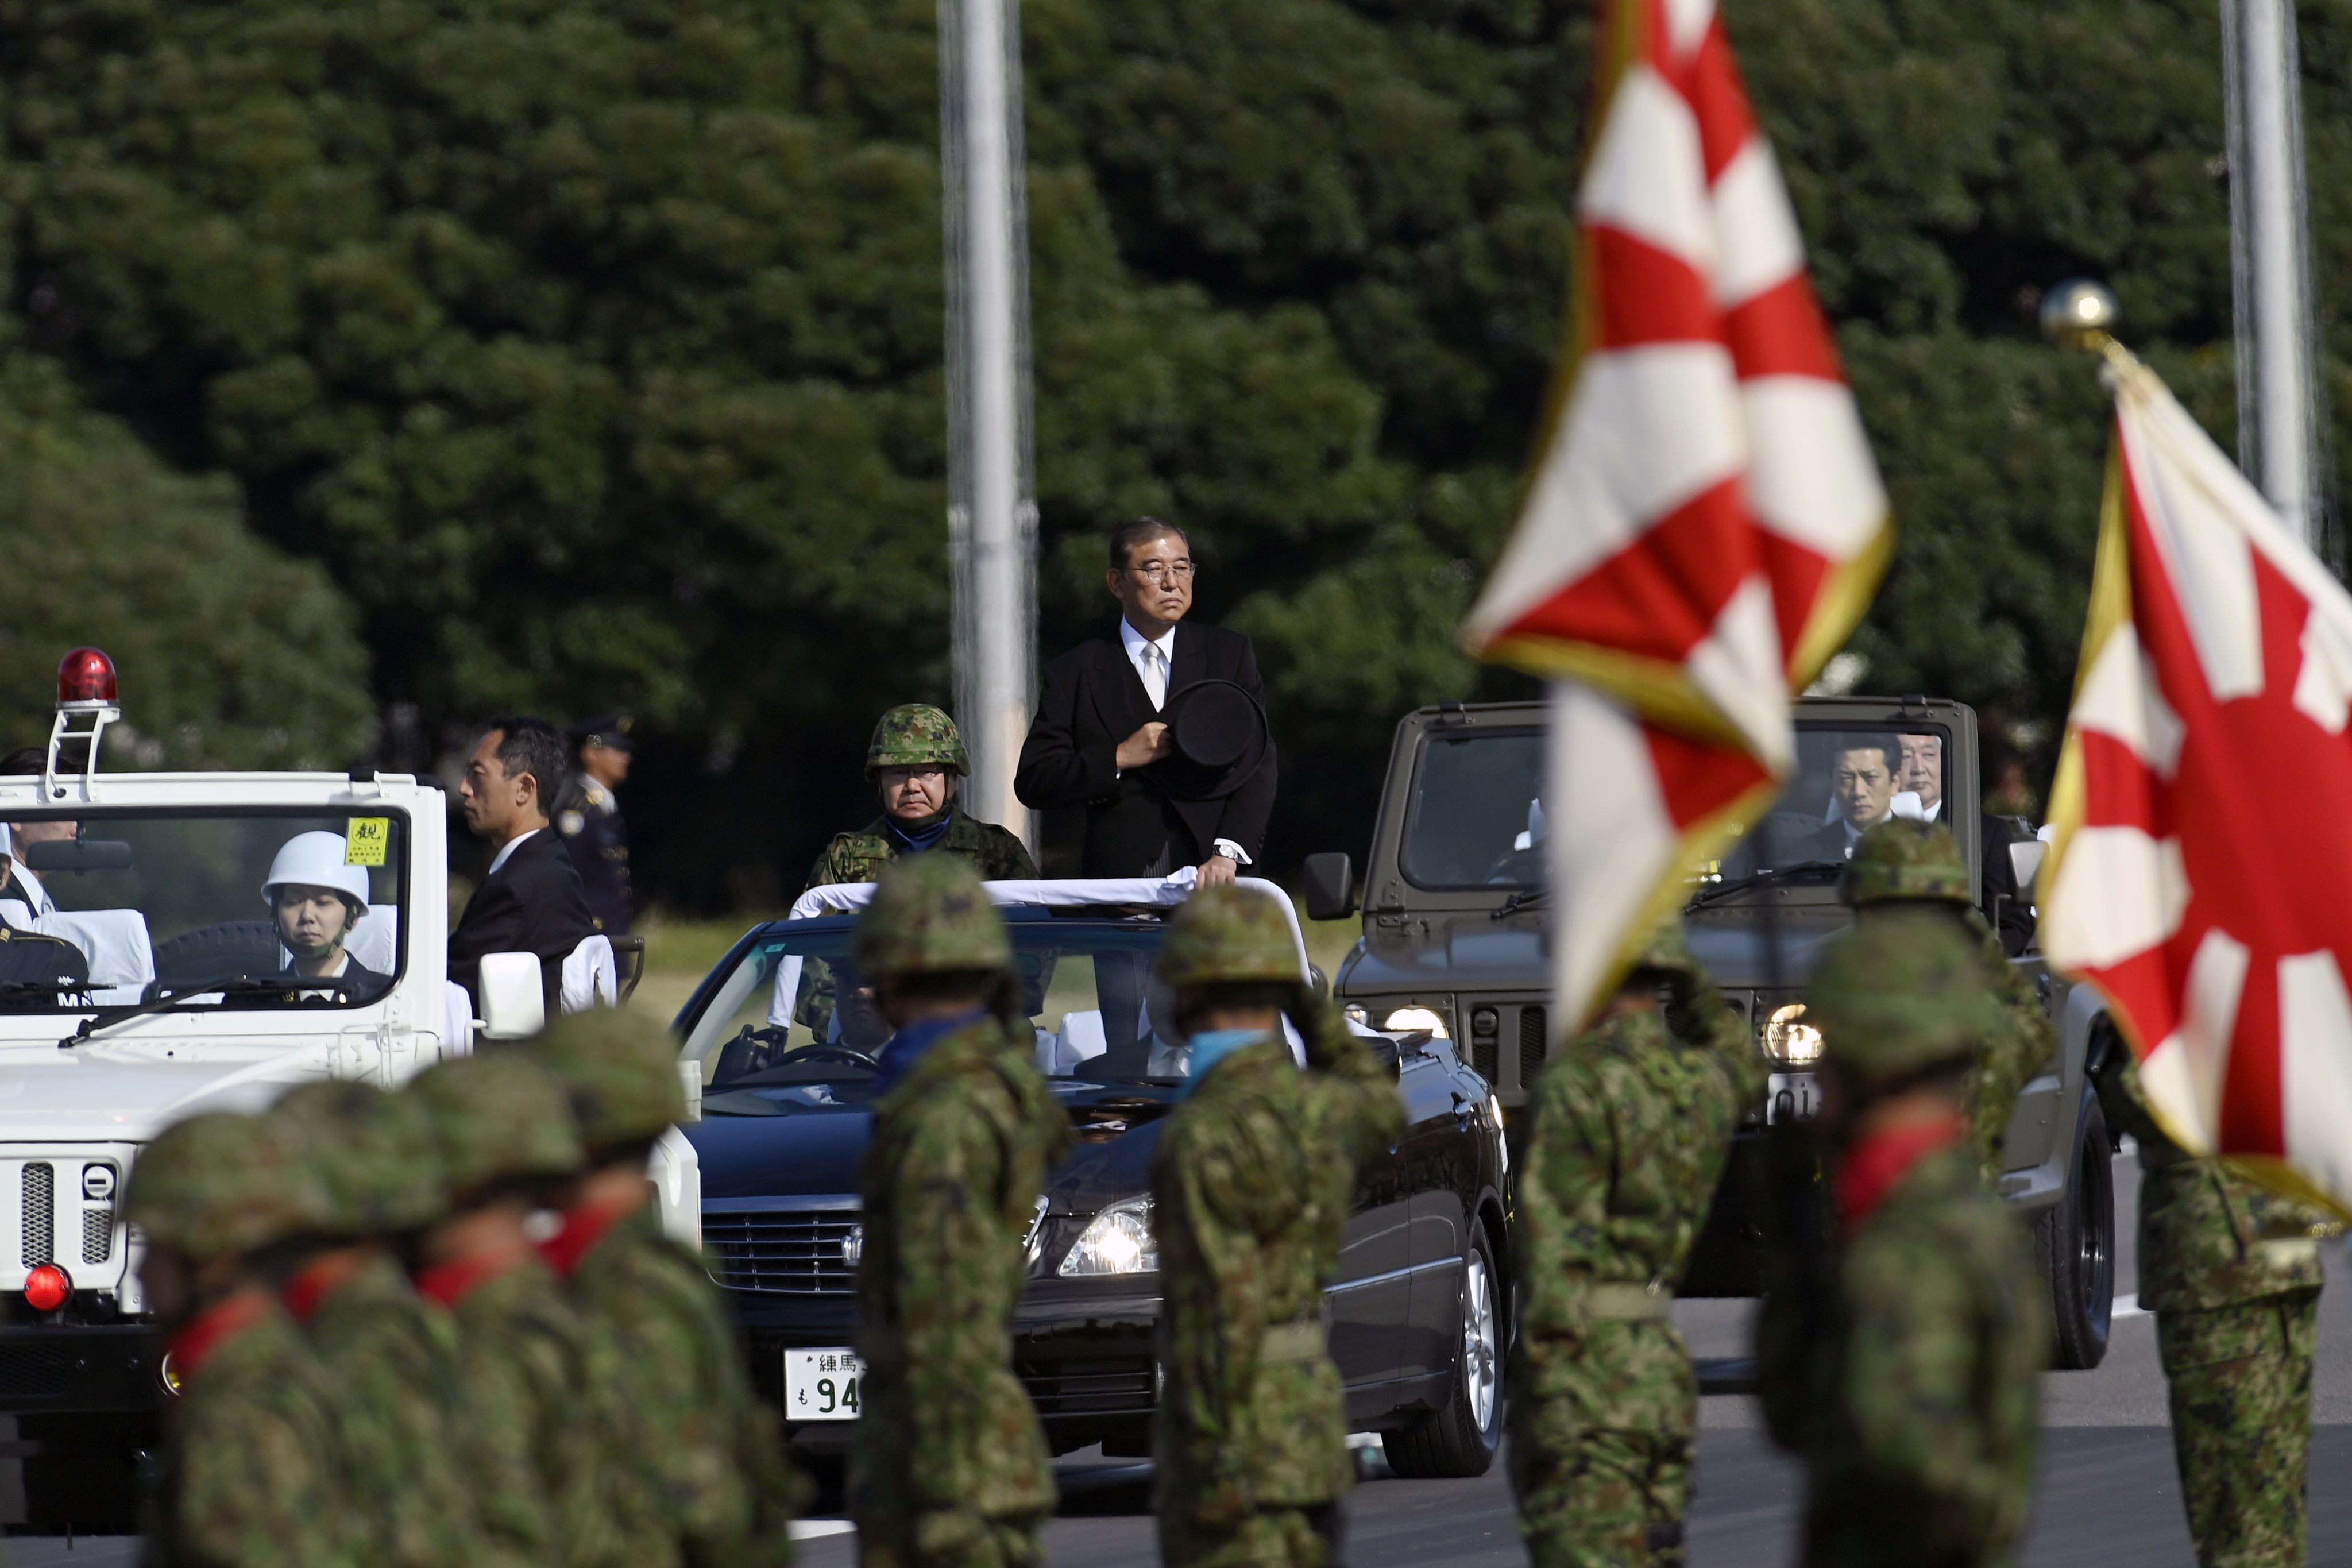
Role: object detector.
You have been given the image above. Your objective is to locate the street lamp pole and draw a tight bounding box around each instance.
[2223,0,2324,553]
[940,0,1038,845]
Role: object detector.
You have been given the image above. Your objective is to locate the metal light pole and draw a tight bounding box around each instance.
[940,0,1039,846]
[2222,0,2326,554]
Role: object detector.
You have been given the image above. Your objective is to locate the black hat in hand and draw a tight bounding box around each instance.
[1158,680,1271,801]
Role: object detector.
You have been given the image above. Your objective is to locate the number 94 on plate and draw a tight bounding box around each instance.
[785,1349,865,1421]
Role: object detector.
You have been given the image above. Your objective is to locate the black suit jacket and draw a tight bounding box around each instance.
[1017,621,1278,878]
[448,829,598,1015]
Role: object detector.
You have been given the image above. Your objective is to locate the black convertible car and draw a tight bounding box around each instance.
[672,879,1512,1477]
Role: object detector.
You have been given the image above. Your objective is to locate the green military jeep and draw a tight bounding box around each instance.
[1305,696,2121,1369]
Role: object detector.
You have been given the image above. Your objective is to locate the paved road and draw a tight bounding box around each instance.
[18,1148,2350,1567]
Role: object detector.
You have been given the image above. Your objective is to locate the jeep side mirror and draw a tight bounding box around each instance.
[476,952,546,1041]
[1302,853,1355,922]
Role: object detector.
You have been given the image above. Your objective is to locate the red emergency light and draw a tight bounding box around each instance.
[22,1263,68,1312]
[57,647,117,709]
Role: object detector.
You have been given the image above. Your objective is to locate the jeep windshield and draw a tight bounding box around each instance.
[685,916,1265,1102]
[0,808,408,1009]
[1400,721,1952,890]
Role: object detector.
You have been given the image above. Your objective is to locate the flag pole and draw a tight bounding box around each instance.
[2222,0,2324,557]
[940,0,1040,848]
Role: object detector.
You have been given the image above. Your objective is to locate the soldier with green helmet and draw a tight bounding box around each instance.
[804,704,1039,893]
[2091,1051,2328,1567]
[1508,917,1764,1568]
[1149,883,1403,1568]
[1844,818,2050,1179]
[1757,913,2045,1567]
[267,1080,492,1568]
[406,1051,655,1568]
[125,1110,360,1567]
[536,1010,806,1566]
[850,855,1071,1568]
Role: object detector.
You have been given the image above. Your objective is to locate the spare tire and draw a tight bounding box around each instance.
[151,920,279,988]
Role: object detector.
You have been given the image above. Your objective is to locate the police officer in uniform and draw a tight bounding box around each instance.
[556,716,634,936]
[805,705,1037,894]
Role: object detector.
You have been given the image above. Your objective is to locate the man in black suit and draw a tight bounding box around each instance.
[1018,519,1277,883]
[448,715,597,1017]
[1898,731,2036,956]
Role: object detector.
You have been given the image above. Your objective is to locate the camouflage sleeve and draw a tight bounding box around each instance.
[890,1088,1030,1514]
[978,825,1040,882]
[173,1390,360,1568]
[451,1328,563,1558]
[1298,997,1406,1159]
[802,837,854,896]
[1839,1222,2021,1552]
[2088,1045,2169,1153]
[1668,965,1767,1112]
[1513,1053,1615,1372]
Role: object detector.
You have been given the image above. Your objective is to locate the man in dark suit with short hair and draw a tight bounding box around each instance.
[1017,519,1277,883]
[449,715,598,1017]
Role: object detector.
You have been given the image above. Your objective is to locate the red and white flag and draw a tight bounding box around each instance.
[1467,0,1887,1025]
[2042,352,2352,1210]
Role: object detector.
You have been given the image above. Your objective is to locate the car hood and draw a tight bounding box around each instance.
[1684,904,1855,989]
[683,1077,1180,1212]
[1338,901,1858,995]
[0,1042,325,1142]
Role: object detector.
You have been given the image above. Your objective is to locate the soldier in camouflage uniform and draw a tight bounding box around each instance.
[267,1080,496,1568]
[805,705,1038,893]
[407,1052,658,1568]
[537,1009,806,1566]
[1844,820,2051,1179]
[2091,1049,2328,1567]
[1507,920,1766,1568]
[1149,885,1404,1568]
[850,856,1072,1568]
[1758,914,2045,1567]
[124,1111,358,1568]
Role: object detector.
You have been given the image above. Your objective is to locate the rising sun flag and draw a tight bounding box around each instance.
[2042,347,2352,1214]
[1465,0,1890,1025]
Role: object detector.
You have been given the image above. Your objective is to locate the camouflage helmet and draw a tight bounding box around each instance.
[407,1052,584,1202]
[1623,916,1698,982]
[851,855,1013,978]
[1156,885,1300,989]
[865,704,970,779]
[535,1009,685,1153]
[123,1111,335,1260]
[268,1079,445,1237]
[1843,820,1971,907]
[1808,909,2000,1088]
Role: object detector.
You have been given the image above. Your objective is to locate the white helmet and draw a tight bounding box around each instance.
[261,831,371,913]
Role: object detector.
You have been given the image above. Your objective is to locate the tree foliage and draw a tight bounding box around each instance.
[0,0,2336,899]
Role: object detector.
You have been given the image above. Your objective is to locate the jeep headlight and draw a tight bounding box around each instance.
[1762,1002,1824,1066]
[1058,1195,1158,1277]
[1382,1006,1450,1040]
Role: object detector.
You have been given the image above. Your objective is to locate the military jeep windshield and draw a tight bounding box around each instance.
[0,808,408,1009]
[1400,721,1953,890]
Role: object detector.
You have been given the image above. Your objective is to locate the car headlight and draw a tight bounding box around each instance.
[1058,1195,1158,1277]
[1382,1006,1450,1040]
[1762,1002,1823,1065]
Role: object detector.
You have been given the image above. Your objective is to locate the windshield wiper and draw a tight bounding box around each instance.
[1684,860,1845,911]
[1492,887,1548,920]
[59,976,365,1050]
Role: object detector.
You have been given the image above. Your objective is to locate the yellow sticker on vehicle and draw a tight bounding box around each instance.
[345,818,391,867]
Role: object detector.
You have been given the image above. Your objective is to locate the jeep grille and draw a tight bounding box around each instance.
[20,1164,51,1268]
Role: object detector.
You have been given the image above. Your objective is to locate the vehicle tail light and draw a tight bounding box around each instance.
[23,1262,68,1312]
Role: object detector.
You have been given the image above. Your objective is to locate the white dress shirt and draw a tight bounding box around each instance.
[486,827,540,877]
[1113,619,1249,866]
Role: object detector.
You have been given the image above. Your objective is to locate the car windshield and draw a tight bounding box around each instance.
[1400,722,1953,890]
[0,808,407,1010]
[684,918,1246,1095]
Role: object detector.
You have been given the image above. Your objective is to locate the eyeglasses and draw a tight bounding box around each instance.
[1123,561,1195,583]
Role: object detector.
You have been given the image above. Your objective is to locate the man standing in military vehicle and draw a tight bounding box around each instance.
[265,1079,488,1568]
[1844,820,2049,1179]
[851,856,1071,1568]
[1508,921,1763,1568]
[556,715,635,936]
[537,1009,805,1566]
[2091,1050,2327,1567]
[806,704,1037,894]
[1758,916,2044,1567]
[122,1111,358,1567]
[1149,885,1402,1568]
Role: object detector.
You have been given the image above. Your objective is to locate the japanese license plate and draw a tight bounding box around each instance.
[1767,1072,1822,1125]
[783,1349,865,1422]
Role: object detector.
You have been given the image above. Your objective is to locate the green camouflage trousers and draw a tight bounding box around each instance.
[2158,1291,2318,1568]
[856,1507,1047,1568]
[1508,1392,1693,1567]
[1160,1503,1344,1568]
